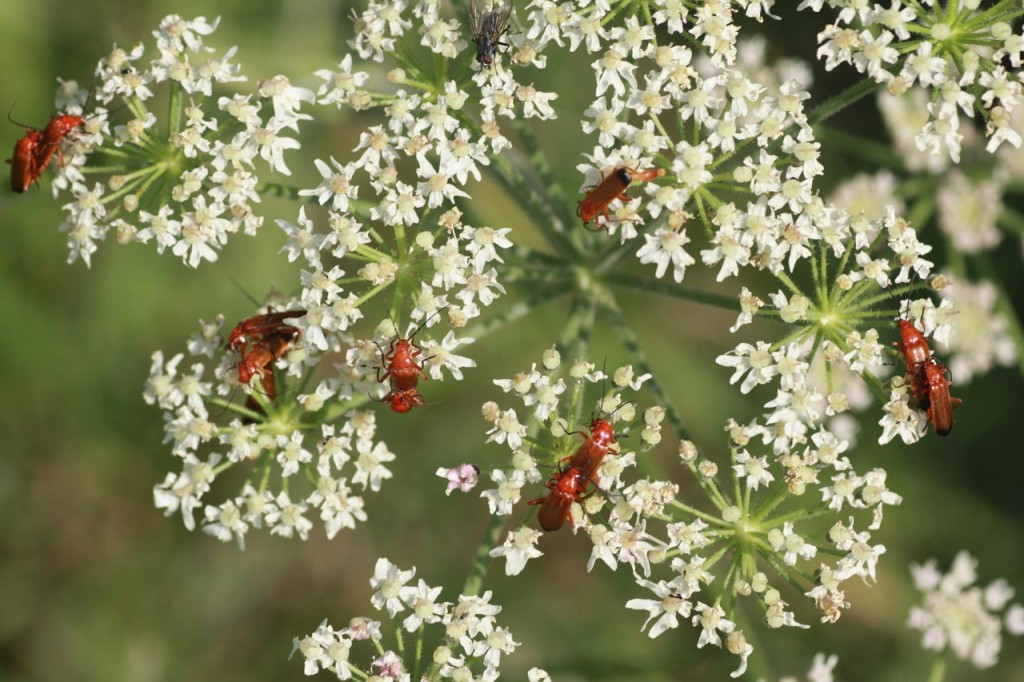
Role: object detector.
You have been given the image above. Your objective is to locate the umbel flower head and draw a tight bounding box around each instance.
[474,352,899,677]
[292,558,534,680]
[52,15,311,267]
[144,262,495,548]
[802,0,1024,159]
[908,551,1024,669]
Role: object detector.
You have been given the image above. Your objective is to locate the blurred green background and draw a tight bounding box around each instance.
[1,2,1023,680]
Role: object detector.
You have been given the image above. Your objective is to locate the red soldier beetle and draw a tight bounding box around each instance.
[240,334,290,415]
[577,166,665,230]
[376,337,428,392]
[34,114,85,174]
[528,466,588,532]
[8,128,44,193]
[381,387,426,414]
[888,291,962,434]
[227,309,305,414]
[564,416,619,489]
[922,362,961,437]
[895,318,932,410]
[887,287,933,410]
[374,311,441,410]
[228,308,306,358]
[237,328,300,386]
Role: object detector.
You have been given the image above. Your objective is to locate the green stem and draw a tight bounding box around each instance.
[809,79,881,126]
[413,624,425,680]
[508,116,575,229]
[453,112,579,259]
[601,296,731,511]
[461,511,506,599]
[998,205,1024,237]
[750,481,790,523]
[667,499,731,527]
[605,271,742,312]
[816,125,906,169]
[257,181,305,201]
[462,283,566,341]
[926,656,947,682]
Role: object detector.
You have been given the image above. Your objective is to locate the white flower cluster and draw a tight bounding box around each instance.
[474,352,897,676]
[53,15,311,267]
[293,558,534,680]
[877,88,1019,255]
[144,304,399,547]
[479,354,655,538]
[541,6,826,285]
[712,206,961,446]
[937,277,1016,383]
[802,0,1024,158]
[909,551,1024,668]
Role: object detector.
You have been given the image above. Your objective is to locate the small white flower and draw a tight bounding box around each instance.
[626,579,693,638]
[489,526,544,576]
[369,558,417,618]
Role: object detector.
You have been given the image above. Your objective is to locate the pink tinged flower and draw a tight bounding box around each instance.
[371,650,404,678]
[437,464,480,495]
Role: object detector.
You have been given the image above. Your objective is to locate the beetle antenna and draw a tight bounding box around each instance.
[607,399,634,421]
[230,277,263,307]
[7,103,33,129]
[409,306,444,343]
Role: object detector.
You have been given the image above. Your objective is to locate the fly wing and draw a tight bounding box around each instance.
[467,0,486,36]
[492,0,513,36]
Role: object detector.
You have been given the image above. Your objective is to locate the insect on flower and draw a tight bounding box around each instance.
[34,114,84,174]
[381,387,426,414]
[7,127,44,193]
[468,0,513,67]
[563,417,618,489]
[239,331,296,413]
[528,466,587,532]
[227,309,305,413]
[374,313,441,413]
[895,317,933,409]
[577,167,666,230]
[228,308,306,359]
[921,361,962,437]
[376,337,428,393]
[889,298,962,436]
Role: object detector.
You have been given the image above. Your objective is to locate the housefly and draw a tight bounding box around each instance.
[468,0,513,66]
